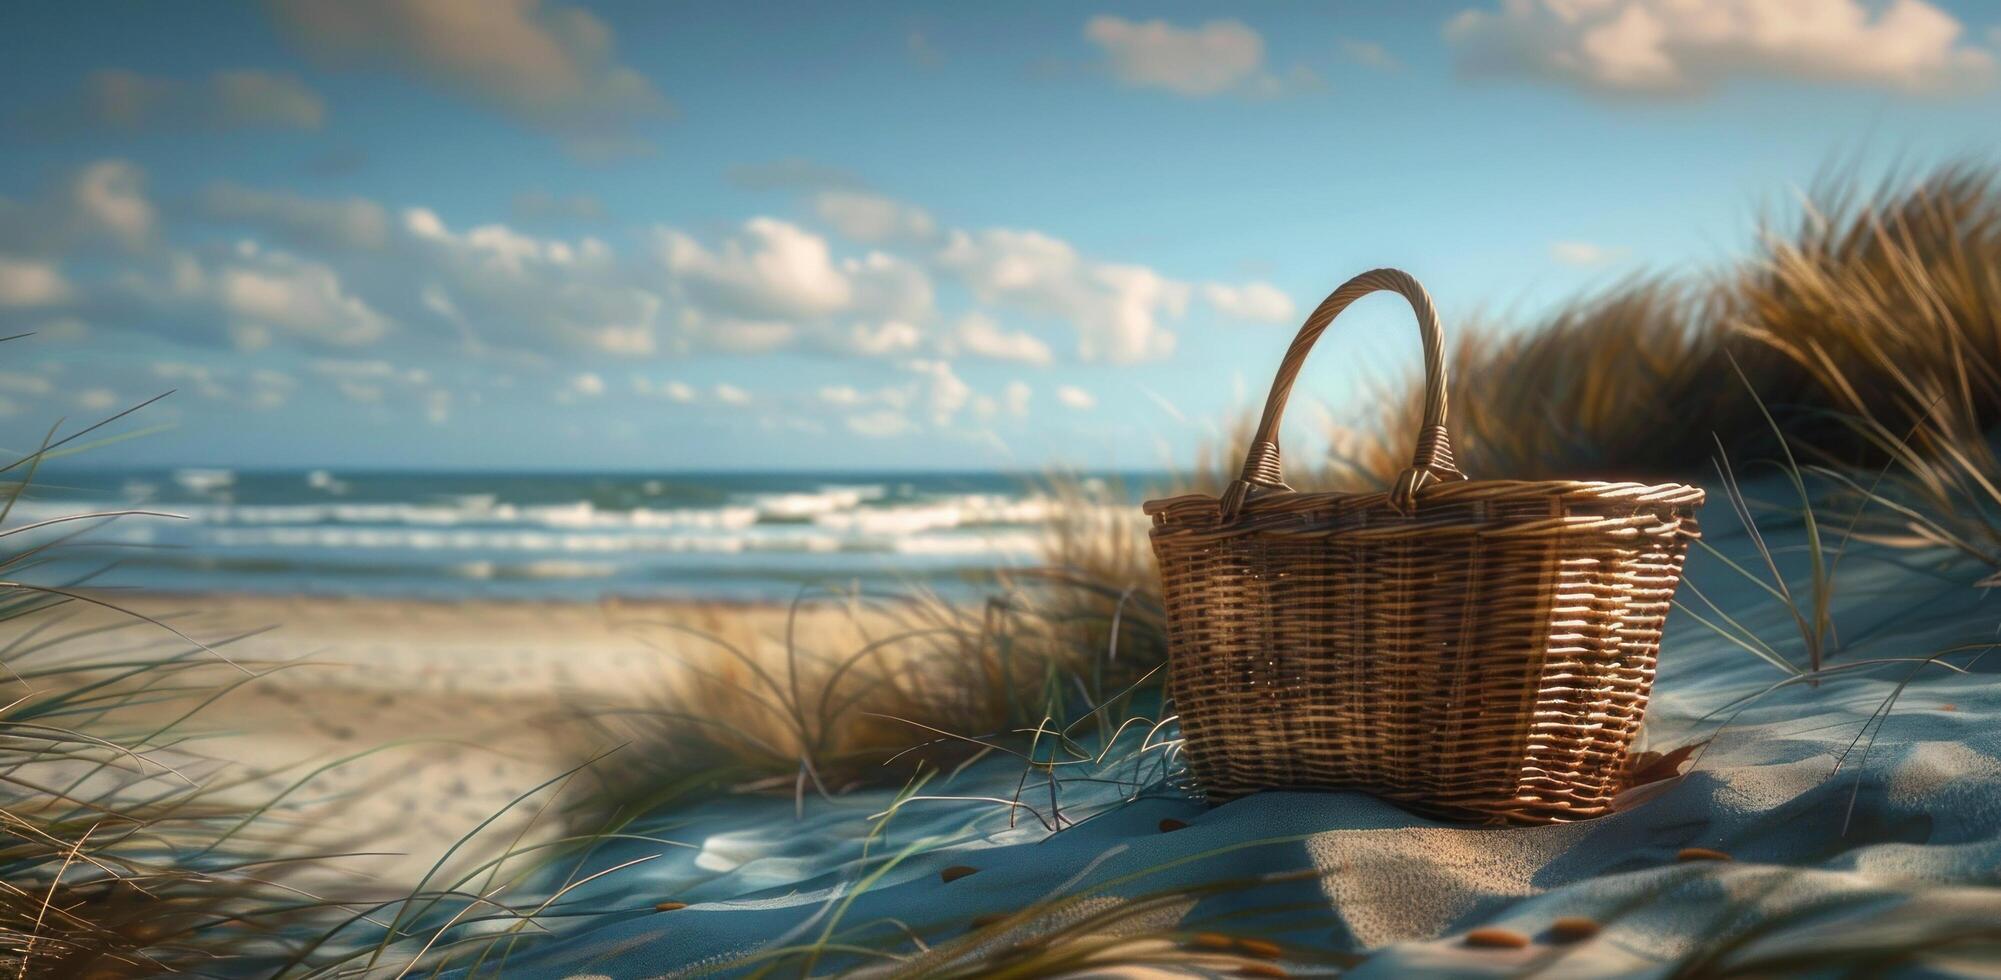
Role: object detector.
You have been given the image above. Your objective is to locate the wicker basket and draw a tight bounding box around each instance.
[1145,268,1703,824]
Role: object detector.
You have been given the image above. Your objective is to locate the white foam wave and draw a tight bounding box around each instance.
[173,468,235,494]
[811,494,1058,535]
[748,484,885,520]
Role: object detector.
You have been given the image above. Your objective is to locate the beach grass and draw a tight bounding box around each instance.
[0,392,302,976]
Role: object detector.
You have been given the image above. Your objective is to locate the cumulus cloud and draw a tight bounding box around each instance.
[814,360,1013,437]
[76,388,120,411]
[951,312,1053,365]
[568,371,605,397]
[0,259,72,308]
[813,191,937,245]
[1202,280,1295,323]
[714,382,752,406]
[633,376,700,402]
[402,205,653,355]
[1056,384,1097,410]
[0,158,1210,395]
[905,358,971,423]
[201,244,392,348]
[202,182,392,250]
[844,320,923,357]
[656,219,936,357]
[817,385,866,407]
[268,0,669,156]
[0,160,159,256]
[1084,15,1317,98]
[1447,0,1996,98]
[938,228,1187,363]
[24,68,325,134]
[73,160,156,250]
[657,217,852,320]
[97,243,392,350]
[0,371,54,396]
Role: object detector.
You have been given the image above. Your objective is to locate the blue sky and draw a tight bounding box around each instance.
[3,1,1999,471]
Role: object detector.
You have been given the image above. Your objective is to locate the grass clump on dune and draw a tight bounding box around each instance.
[1733,165,2001,580]
[0,391,296,976]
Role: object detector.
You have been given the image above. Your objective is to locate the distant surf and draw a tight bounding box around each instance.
[25,468,1148,600]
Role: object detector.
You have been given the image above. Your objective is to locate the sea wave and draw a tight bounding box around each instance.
[14,469,1150,597]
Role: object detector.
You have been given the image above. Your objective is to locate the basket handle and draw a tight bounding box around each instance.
[1218,267,1465,521]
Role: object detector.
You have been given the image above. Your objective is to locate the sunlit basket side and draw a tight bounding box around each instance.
[1144,268,1704,824]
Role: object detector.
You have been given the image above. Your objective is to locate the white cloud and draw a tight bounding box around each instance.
[657,217,851,319]
[0,371,53,396]
[845,320,923,356]
[269,0,668,156]
[1056,385,1097,410]
[818,385,865,407]
[905,359,972,423]
[842,251,934,323]
[1550,240,1627,265]
[72,160,154,250]
[1447,0,1996,98]
[0,259,72,308]
[663,380,696,403]
[714,382,752,406]
[813,191,937,245]
[569,372,605,397]
[76,388,120,411]
[1202,281,1295,323]
[402,205,651,355]
[952,312,1054,365]
[656,221,935,356]
[937,228,1187,363]
[1085,16,1269,96]
[203,183,390,250]
[0,159,157,257]
[206,246,391,348]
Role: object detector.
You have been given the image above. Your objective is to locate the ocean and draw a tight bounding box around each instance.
[22,468,1151,601]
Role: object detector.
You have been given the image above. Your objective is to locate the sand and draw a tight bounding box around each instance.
[25,593,881,886]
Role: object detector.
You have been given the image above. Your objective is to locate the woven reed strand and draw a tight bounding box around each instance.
[1149,268,1704,824]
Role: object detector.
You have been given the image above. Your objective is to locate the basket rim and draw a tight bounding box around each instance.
[1145,478,1705,522]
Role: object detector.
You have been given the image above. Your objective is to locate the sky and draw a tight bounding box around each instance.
[2,1,1999,472]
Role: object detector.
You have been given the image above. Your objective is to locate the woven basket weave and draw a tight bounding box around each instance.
[1145,268,1704,824]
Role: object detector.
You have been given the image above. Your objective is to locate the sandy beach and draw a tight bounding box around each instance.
[37,593,882,886]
